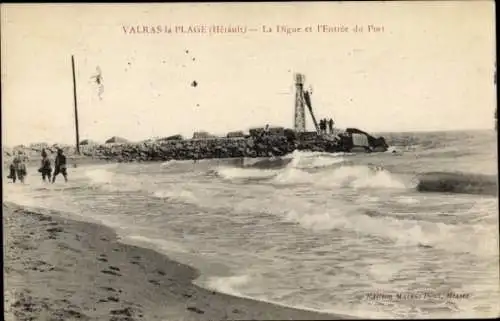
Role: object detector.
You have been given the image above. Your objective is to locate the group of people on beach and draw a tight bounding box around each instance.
[39,148,68,183]
[319,118,335,134]
[7,151,28,183]
[7,148,68,184]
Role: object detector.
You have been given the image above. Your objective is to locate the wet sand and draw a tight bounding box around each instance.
[3,202,352,321]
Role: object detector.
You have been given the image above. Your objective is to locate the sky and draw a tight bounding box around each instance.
[1,2,496,146]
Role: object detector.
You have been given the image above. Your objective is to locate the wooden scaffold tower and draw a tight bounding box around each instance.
[294,73,306,132]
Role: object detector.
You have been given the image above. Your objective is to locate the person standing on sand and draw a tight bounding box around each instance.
[52,148,68,183]
[328,118,334,134]
[10,151,27,183]
[39,149,52,182]
[7,159,17,183]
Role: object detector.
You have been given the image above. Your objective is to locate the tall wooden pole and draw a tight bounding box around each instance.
[72,55,80,154]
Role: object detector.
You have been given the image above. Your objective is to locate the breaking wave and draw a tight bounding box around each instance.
[289,151,346,170]
[84,167,147,192]
[272,165,407,189]
[214,150,408,190]
[284,208,497,256]
[241,151,348,170]
[84,168,114,185]
[213,151,497,196]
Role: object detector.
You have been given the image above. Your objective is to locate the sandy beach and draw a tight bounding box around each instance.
[3,202,351,321]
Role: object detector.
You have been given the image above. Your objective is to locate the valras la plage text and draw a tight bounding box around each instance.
[122,24,247,35]
[122,24,383,35]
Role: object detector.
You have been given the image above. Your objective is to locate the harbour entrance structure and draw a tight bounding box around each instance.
[294,73,320,134]
[292,72,388,152]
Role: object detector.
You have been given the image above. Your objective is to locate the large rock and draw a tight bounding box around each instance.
[227,131,245,138]
[80,139,99,146]
[105,136,129,144]
[193,131,216,139]
[161,135,183,141]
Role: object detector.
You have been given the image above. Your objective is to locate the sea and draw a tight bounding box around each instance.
[4,129,499,319]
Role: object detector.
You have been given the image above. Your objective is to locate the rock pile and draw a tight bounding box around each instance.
[82,134,304,162]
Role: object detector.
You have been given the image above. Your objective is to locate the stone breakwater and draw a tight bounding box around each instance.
[80,136,342,162]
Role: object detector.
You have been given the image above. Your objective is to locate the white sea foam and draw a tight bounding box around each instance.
[395,196,420,205]
[152,188,198,203]
[84,168,115,185]
[216,167,278,180]
[284,208,497,256]
[203,273,403,319]
[125,235,189,254]
[206,274,252,294]
[84,167,147,192]
[287,150,346,169]
[273,165,407,190]
[215,150,407,190]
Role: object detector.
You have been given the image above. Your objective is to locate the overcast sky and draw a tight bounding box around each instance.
[1,2,496,146]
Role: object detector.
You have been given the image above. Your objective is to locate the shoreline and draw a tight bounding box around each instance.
[3,201,354,320]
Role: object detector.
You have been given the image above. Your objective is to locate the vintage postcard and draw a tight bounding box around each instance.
[2,2,498,320]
